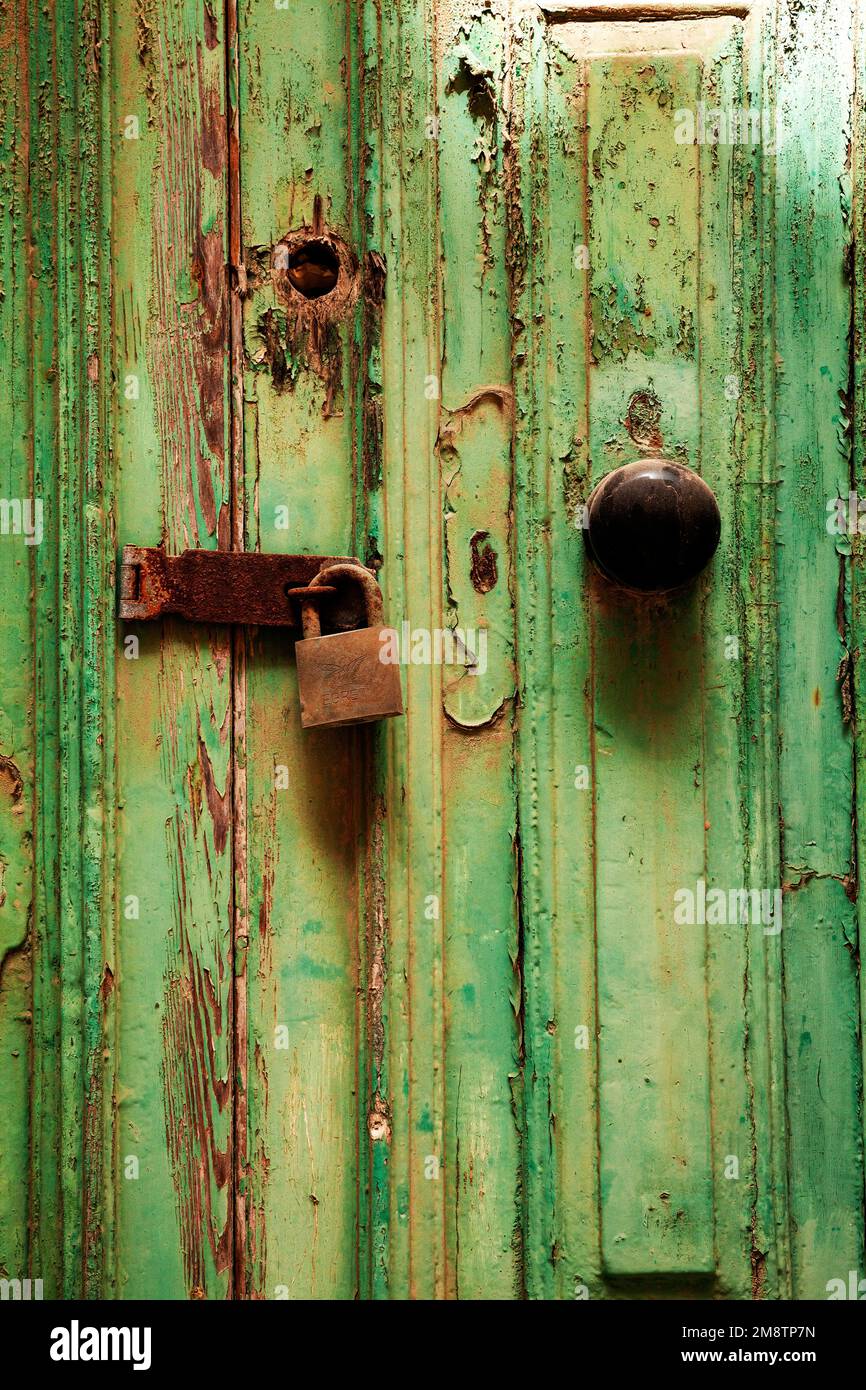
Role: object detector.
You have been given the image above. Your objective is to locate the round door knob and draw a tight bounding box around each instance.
[583,458,721,594]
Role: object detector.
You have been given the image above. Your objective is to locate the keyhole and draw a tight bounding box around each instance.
[286,239,340,299]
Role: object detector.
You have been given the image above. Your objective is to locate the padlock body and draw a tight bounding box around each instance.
[296,625,404,728]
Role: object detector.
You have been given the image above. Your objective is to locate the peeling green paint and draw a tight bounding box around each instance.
[1,0,864,1303]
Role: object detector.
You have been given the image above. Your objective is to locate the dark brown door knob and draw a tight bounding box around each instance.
[583,459,721,594]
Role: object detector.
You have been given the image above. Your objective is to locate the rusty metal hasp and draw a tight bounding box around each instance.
[118,546,404,729]
[119,545,358,627]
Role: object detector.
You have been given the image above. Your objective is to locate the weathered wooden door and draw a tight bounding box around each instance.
[2,0,865,1300]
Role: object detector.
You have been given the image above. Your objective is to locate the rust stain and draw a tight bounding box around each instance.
[244,1038,271,1299]
[135,0,154,65]
[469,529,498,594]
[363,248,386,307]
[83,1064,107,1295]
[837,651,854,724]
[257,823,275,944]
[366,794,390,1139]
[0,755,23,807]
[751,1244,767,1300]
[98,963,115,1005]
[254,307,290,390]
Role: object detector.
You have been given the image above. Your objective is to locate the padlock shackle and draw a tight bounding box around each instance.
[300,562,384,640]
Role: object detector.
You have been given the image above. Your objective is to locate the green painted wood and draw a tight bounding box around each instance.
[588,51,716,1282]
[236,0,365,1300]
[435,8,521,1299]
[775,0,865,1298]
[509,4,808,1300]
[27,0,65,1299]
[364,0,519,1299]
[853,0,866,1307]
[0,0,35,1291]
[706,11,789,1299]
[512,15,600,1300]
[0,0,115,1299]
[2,0,865,1302]
[362,0,446,1298]
[111,0,234,1298]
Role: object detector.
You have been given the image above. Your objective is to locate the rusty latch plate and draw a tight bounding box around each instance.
[119,546,360,628]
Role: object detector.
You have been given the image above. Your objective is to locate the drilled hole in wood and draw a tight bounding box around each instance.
[272,225,360,333]
[286,239,340,299]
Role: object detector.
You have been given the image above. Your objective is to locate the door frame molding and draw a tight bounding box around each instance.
[24,0,117,1298]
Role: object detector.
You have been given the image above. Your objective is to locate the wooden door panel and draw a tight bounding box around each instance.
[489,5,752,1298]
[510,0,863,1298]
[586,47,718,1282]
[2,0,864,1303]
[0,5,35,1284]
[235,0,365,1299]
[775,0,864,1296]
[437,13,521,1300]
[112,0,234,1299]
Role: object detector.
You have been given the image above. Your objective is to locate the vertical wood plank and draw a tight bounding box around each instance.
[0,0,35,1288]
[586,51,715,1280]
[112,0,233,1298]
[237,0,362,1299]
[369,0,448,1298]
[508,9,573,1299]
[853,0,866,1307]
[13,0,117,1299]
[776,0,864,1299]
[511,9,787,1296]
[437,8,522,1298]
[27,0,63,1296]
[0,0,118,1298]
[515,21,601,1300]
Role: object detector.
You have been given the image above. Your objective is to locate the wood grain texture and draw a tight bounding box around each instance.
[2,0,864,1302]
[588,51,715,1282]
[775,0,864,1298]
[0,0,115,1299]
[434,6,521,1298]
[236,0,363,1299]
[112,0,233,1298]
[0,0,35,1290]
[853,0,866,1310]
[510,3,793,1299]
[362,0,447,1298]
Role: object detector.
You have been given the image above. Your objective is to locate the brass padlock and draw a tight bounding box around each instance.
[295,563,404,729]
